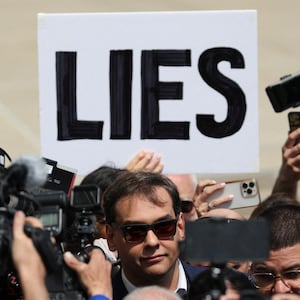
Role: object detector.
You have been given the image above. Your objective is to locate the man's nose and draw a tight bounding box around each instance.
[272,278,292,294]
[144,229,160,246]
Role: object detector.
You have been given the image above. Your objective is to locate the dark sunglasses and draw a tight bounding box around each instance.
[181,199,194,213]
[113,218,178,243]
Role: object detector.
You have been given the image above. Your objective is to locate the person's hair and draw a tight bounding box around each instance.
[81,165,125,192]
[123,285,182,300]
[188,267,255,300]
[252,202,300,250]
[103,171,181,224]
[250,192,298,219]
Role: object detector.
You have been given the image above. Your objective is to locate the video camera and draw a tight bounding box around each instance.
[0,154,102,300]
[266,71,300,112]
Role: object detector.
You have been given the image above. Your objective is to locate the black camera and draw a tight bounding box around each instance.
[180,217,270,300]
[0,154,103,300]
[266,72,300,112]
[32,185,100,246]
[63,184,101,252]
[181,217,269,264]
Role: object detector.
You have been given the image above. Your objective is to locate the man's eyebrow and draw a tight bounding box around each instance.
[283,264,300,272]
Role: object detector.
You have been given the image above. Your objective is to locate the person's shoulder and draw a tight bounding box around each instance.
[181,260,207,279]
[111,268,123,285]
[111,269,128,300]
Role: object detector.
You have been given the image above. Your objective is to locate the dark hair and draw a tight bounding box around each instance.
[103,171,181,224]
[253,203,300,250]
[81,165,125,192]
[188,267,255,300]
[250,192,298,219]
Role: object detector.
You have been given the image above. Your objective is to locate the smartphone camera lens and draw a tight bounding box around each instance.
[242,182,248,189]
[249,181,255,188]
[246,188,253,195]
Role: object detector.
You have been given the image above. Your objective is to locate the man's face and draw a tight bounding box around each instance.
[166,174,198,221]
[106,187,185,287]
[251,243,300,295]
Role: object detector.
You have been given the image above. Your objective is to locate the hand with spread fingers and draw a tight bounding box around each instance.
[125,150,164,173]
[193,179,234,217]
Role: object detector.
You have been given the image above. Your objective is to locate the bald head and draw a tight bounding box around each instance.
[165,174,197,200]
[123,286,182,300]
[202,208,245,220]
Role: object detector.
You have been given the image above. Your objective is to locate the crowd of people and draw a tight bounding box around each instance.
[5,127,300,299]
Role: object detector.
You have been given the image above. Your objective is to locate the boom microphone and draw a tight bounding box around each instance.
[0,156,48,206]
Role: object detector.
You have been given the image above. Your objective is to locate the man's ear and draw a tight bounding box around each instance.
[106,224,117,251]
[177,212,185,240]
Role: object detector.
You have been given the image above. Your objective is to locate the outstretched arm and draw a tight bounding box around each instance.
[272,128,300,198]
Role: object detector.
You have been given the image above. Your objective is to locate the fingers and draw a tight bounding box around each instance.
[194,181,224,207]
[196,194,234,217]
[125,150,148,170]
[125,150,163,173]
[13,210,26,239]
[207,194,234,209]
[195,179,217,196]
[194,181,234,217]
[12,211,47,280]
[282,140,300,173]
[13,211,43,238]
[63,248,109,273]
[63,251,83,271]
[284,127,300,149]
[288,128,300,144]
[201,182,226,196]
[64,248,112,298]
[25,216,44,228]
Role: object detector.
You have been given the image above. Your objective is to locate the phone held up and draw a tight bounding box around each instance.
[206,178,261,209]
[288,111,300,132]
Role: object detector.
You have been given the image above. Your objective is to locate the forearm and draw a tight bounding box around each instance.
[18,269,49,300]
[272,164,298,198]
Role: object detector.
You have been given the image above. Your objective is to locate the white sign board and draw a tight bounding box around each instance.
[38,10,258,175]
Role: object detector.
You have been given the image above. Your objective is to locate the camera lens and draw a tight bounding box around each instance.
[242,182,248,189]
[249,182,255,188]
[246,188,253,195]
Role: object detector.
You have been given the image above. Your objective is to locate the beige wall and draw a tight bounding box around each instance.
[1,1,300,215]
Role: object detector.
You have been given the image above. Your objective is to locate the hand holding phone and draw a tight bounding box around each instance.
[206,178,261,209]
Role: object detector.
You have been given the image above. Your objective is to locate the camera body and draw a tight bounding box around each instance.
[32,185,101,245]
[0,182,101,300]
[266,72,300,112]
[181,217,269,264]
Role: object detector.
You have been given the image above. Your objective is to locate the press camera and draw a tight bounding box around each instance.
[266,71,300,112]
[0,154,102,300]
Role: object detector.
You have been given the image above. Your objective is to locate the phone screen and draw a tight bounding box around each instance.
[288,112,300,132]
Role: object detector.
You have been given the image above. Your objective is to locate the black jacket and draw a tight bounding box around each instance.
[111,260,205,300]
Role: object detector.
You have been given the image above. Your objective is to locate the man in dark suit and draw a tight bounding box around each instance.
[103,171,205,300]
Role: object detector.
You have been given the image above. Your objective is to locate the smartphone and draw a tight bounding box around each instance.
[206,178,261,209]
[288,111,300,132]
